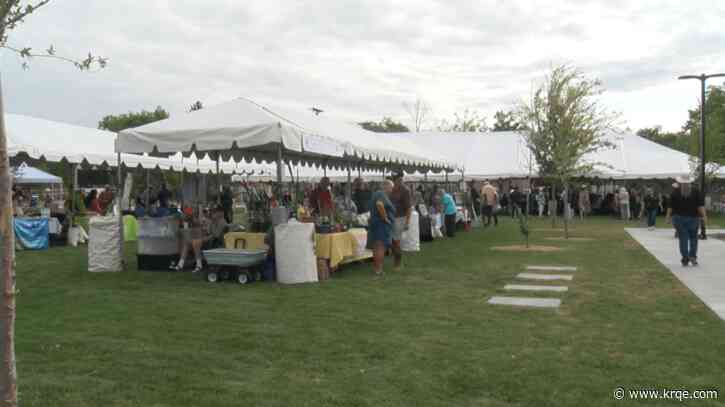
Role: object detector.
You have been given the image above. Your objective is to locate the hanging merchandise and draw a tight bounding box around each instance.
[242,182,273,232]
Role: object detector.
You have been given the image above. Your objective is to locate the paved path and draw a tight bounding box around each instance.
[488,296,562,308]
[517,273,573,281]
[626,228,725,320]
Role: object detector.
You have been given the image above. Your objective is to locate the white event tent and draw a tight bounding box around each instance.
[391,130,725,181]
[116,98,457,179]
[12,162,63,185]
[4,113,244,173]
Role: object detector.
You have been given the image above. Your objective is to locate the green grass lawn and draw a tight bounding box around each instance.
[16,217,725,406]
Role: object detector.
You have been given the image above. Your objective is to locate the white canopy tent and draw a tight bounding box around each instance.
[12,162,63,184]
[391,130,725,181]
[116,98,456,174]
[5,113,241,173]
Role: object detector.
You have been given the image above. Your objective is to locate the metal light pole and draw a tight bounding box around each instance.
[678,73,725,239]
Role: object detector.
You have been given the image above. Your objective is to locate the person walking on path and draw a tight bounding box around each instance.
[666,176,706,266]
[439,189,458,237]
[578,185,591,221]
[390,172,412,271]
[368,180,395,276]
[480,180,499,227]
[536,187,546,217]
[618,187,630,221]
[510,186,525,218]
[643,188,661,230]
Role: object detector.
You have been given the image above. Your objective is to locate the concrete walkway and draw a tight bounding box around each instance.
[626,228,725,320]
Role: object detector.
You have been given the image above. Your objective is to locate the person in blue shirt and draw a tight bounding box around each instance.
[367,180,395,276]
[439,189,457,237]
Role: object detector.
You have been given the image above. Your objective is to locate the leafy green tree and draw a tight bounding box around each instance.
[517,65,616,238]
[1,2,105,405]
[492,110,523,131]
[358,117,410,133]
[437,109,488,132]
[98,107,169,132]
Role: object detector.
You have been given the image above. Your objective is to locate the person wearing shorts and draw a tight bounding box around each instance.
[390,171,412,271]
[171,206,227,272]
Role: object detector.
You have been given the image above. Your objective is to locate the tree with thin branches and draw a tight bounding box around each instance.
[517,64,616,238]
[403,97,431,132]
[1,2,105,405]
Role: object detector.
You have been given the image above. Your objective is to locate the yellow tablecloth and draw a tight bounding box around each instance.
[315,230,360,269]
[224,232,268,251]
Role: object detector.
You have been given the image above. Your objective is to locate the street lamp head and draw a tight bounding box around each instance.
[678,73,725,81]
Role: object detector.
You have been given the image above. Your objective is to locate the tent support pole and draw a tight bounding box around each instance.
[180,168,185,208]
[215,155,221,204]
[179,155,186,210]
[70,163,78,228]
[145,168,150,212]
[276,144,283,200]
[116,152,124,270]
[346,165,352,201]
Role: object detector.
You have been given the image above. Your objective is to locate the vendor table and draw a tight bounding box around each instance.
[14,217,49,250]
[315,228,372,269]
[137,217,179,271]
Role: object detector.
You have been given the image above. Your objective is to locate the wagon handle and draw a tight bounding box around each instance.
[234,238,247,249]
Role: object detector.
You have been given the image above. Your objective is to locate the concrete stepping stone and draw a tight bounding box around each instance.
[526,265,577,272]
[488,296,561,308]
[517,273,573,281]
[504,284,568,292]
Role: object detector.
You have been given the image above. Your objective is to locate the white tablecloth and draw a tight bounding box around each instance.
[48,217,62,235]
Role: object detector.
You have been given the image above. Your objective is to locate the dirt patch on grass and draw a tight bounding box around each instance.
[544,237,595,242]
[491,245,564,252]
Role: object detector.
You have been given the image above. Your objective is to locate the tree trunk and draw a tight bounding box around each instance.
[563,184,570,239]
[0,77,18,407]
[550,184,557,228]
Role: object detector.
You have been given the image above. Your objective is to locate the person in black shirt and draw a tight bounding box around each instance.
[643,188,660,230]
[510,186,525,218]
[666,177,706,266]
[352,178,372,214]
[220,185,234,224]
[157,183,171,209]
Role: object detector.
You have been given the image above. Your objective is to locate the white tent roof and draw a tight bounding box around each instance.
[117,98,455,172]
[12,163,62,184]
[263,102,454,172]
[391,130,725,180]
[4,113,242,173]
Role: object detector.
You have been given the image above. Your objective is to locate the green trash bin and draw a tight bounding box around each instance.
[123,215,138,242]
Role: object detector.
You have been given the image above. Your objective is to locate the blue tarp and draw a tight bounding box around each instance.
[14,218,49,250]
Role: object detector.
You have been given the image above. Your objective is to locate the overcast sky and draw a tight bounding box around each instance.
[1,0,724,133]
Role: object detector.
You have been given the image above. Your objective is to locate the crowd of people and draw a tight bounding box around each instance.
[460,180,690,226]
